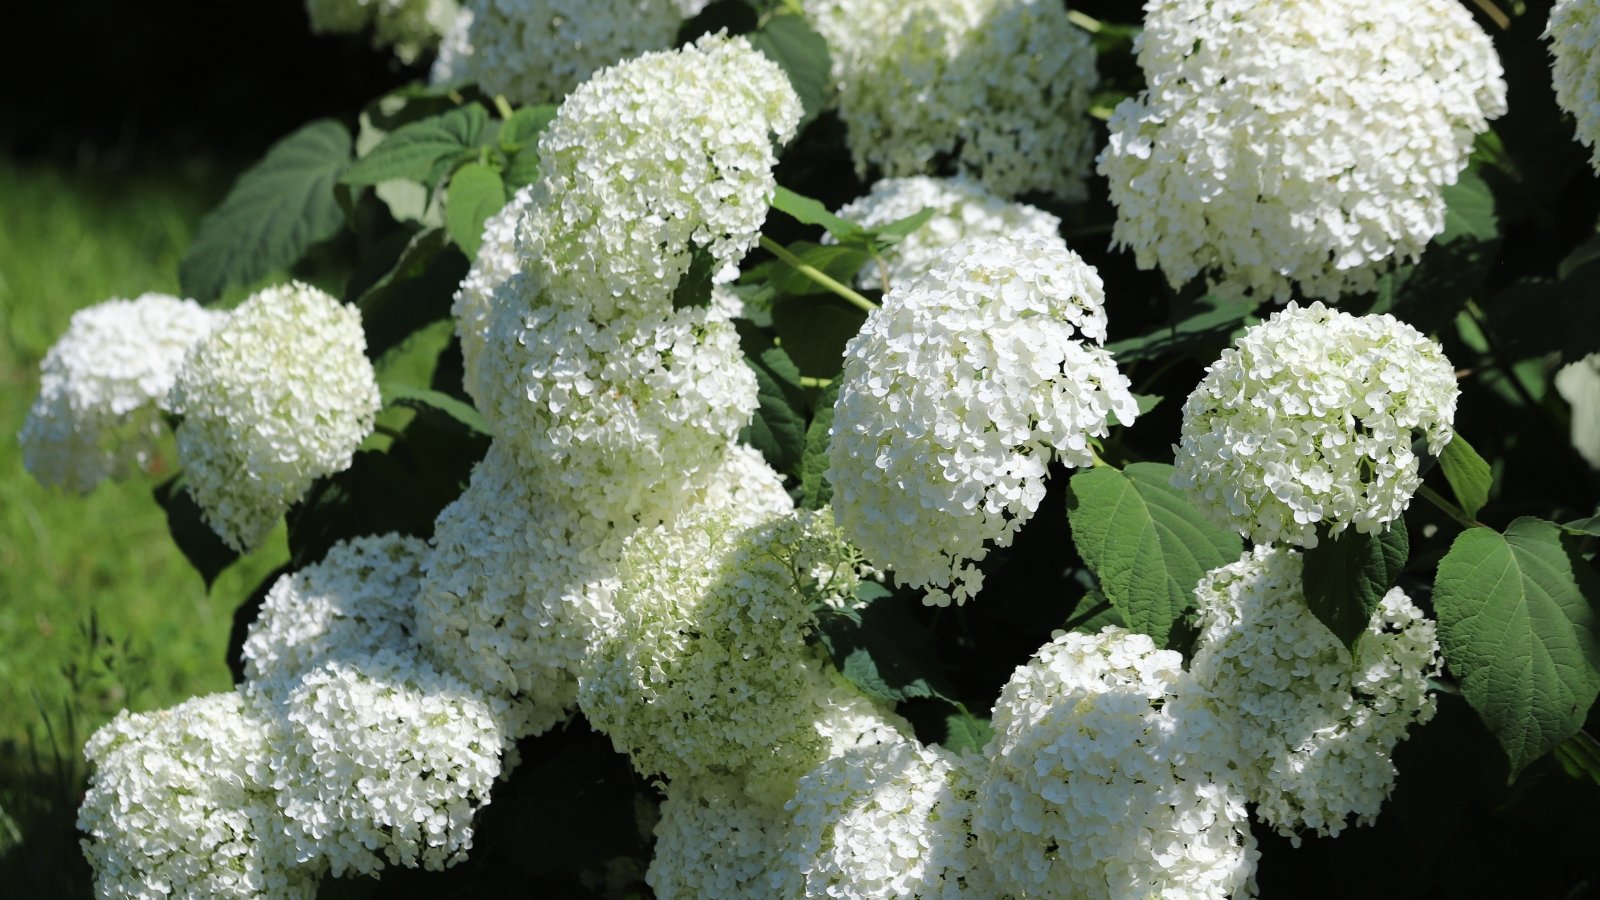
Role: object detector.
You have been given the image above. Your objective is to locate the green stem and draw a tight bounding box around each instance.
[1090,444,1114,469]
[799,375,833,390]
[1067,10,1103,32]
[1417,482,1481,530]
[492,95,515,121]
[759,235,879,315]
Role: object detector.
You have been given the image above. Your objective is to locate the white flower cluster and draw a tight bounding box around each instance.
[453,183,535,392]
[834,176,1064,291]
[1099,0,1507,301]
[974,628,1259,899]
[1189,546,1441,842]
[19,293,222,493]
[807,0,1098,199]
[78,692,318,900]
[514,33,802,321]
[451,0,707,104]
[1174,303,1458,547]
[303,0,460,60]
[1547,0,1600,172]
[169,282,381,552]
[647,775,793,900]
[784,741,988,899]
[829,235,1136,606]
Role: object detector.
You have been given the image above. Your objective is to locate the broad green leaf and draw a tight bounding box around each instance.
[771,292,868,378]
[1301,520,1409,649]
[380,382,491,437]
[943,711,995,756]
[1563,515,1600,538]
[1105,303,1254,363]
[771,186,863,240]
[354,228,469,357]
[814,588,956,704]
[749,14,832,125]
[737,321,807,477]
[1558,233,1600,280]
[499,104,557,150]
[1066,462,1243,647]
[1063,589,1125,634]
[1480,256,1600,367]
[153,474,242,590]
[179,119,353,303]
[865,207,936,246]
[1554,731,1600,789]
[670,247,716,310]
[1439,434,1492,519]
[444,163,507,259]
[341,104,488,186]
[800,379,840,509]
[1434,518,1600,778]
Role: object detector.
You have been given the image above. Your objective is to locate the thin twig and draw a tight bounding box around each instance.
[758,235,878,314]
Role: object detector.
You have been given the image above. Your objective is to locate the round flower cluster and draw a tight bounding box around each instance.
[579,507,893,794]
[303,0,460,60]
[516,33,802,321]
[453,183,536,392]
[829,235,1136,606]
[78,692,318,899]
[784,741,988,898]
[452,0,707,104]
[646,775,792,900]
[19,293,222,493]
[1189,546,1441,841]
[834,176,1064,291]
[974,628,1258,899]
[266,650,506,876]
[1547,0,1600,172]
[168,282,381,552]
[1098,0,1507,301]
[242,533,430,696]
[807,0,1098,199]
[1174,302,1458,547]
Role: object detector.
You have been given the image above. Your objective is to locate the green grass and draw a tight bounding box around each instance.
[0,154,289,893]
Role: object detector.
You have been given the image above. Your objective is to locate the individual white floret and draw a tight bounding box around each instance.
[646,775,793,900]
[78,692,319,899]
[453,183,535,392]
[834,176,1064,291]
[1547,0,1600,172]
[974,628,1258,899]
[19,293,222,493]
[1099,0,1507,301]
[580,507,896,795]
[454,0,708,104]
[785,741,990,899]
[1189,546,1441,843]
[304,0,459,61]
[265,650,506,877]
[807,0,1098,199]
[516,33,801,321]
[1174,302,1458,548]
[242,533,430,696]
[828,235,1135,606]
[168,282,381,553]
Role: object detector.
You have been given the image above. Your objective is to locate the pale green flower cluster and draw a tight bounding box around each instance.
[1547,0,1600,172]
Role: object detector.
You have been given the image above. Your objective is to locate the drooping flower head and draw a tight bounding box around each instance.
[973,628,1258,899]
[1174,302,1458,547]
[20,293,222,493]
[1098,0,1507,301]
[828,235,1136,606]
[807,0,1098,199]
[78,692,319,899]
[1189,546,1441,842]
[1547,0,1600,172]
[168,282,381,552]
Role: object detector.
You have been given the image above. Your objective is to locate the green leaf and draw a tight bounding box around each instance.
[771,186,864,241]
[1365,168,1500,336]
[1479,252,1600,367]
[341,104,488,186]
[1439,434,1493,520]
[500,105,558,190]
[771,292,868,378]
[752,242,873,296]
[354,227,470,357]
[1065,462,1244,648]
[1107,392,1162,428]
[179,119,353,303]
[1105,303,1254,363]
[444,163,507,259]
[1554,730,1600,789]
[1301,520,1410,649]
[866,207,935,245]
[1434,518,1600,778]
[153,474,242,590]
[670,246,717,310]
[737,321,807,477]
[380,382,491,437]
[942,711,995,756]
[749,14,833,125]
[1562,515,1600,538]
[814,588,956,704]
[800,379,840,510]
[1062,589,1125,634]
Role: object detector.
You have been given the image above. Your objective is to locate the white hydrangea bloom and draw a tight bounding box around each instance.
[785,741,990,899]
[453,183,535,392]
[429,4,474,84]
[834,176,1064,291]
[1174,303,1458,548]
[19,293,222,493]
[807,0,1098,199]
[78,692,319,899]
[516,33,801,321]
[242,533,430,695]
[580,507,891,792]
[1099,0,1507,301]
[265,651,506,877]
[1548,0,1600,172]
[829,235,1135,606]
[471,298,758,523]
[1190,546,1441,842]
[974,628,1258,899]
[646,775,792,900]
[455,0,708,104]
[304,0,459,60]
[169,282,381,552]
